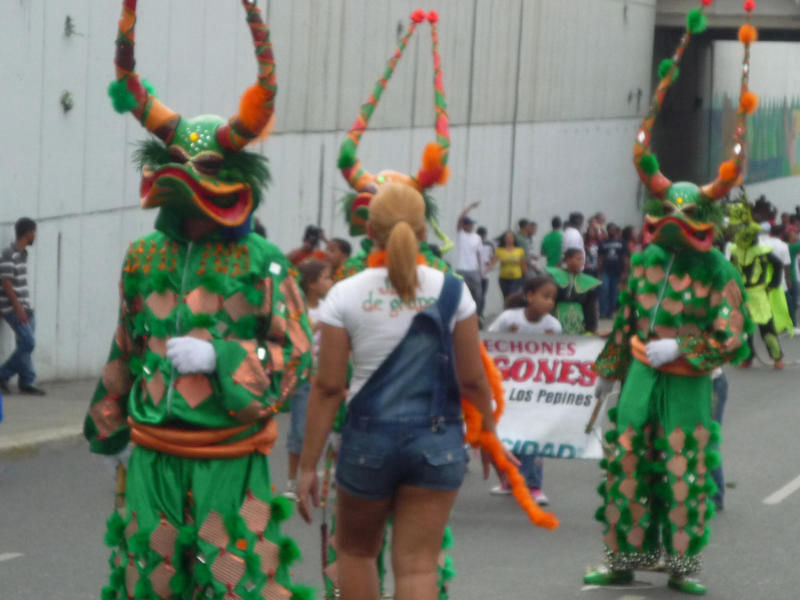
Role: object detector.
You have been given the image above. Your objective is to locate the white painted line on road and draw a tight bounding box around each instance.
[0,552,24,563]
[763,474,800,505]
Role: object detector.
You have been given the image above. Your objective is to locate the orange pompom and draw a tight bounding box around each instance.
[719,160,739,182]
[740,91,759,115]
[421,142,445,171]
[738,24,757,45]
[238,84,273,135]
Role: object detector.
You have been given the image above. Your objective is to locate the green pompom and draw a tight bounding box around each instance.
[270,497,295,523]
[169,570,189,595]
[127,531,150,556]
[101,586,118,600]
[596,481,607,496]
[705,450,722,470]
[104,512,126,547]
[245,551,262,579]
[607,407,618,423]
[658,58,675,80]
[687,8,708,35]
[290,584,317,600]
[653,437,669,452]
[705,502,716,521]
[134,578,154,598]
[177,524,196,547]
[605,430,619,444]
[441,555,457,582]
[594,506,606,522]
[337,139,358,169]
[599,458,608,470]
[107,79,138,114]
[279,536,302,565]
[639,153,660,176]
[441,526,454,550]
[142,78,157,98]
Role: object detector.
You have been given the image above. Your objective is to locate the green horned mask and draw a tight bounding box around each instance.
[108,0,275,230]
[635,1,758,252]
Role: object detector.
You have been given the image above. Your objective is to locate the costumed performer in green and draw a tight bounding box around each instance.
[584,0,757,594]
[84,2,314,598]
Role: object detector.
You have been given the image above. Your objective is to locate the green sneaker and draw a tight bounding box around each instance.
[667,576,707,595]
[583,567,634,586]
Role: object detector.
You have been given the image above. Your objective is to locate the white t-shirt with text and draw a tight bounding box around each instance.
[487,309,562,335]
[319,265,476,401]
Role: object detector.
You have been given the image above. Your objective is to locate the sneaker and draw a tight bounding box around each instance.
[19,385,46,396]
[530,488,549,506]
[667,575,707,595]
[0,379,10,394]
[282,480,297,501]
[490,483,512,496]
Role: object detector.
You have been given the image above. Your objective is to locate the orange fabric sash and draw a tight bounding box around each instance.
[129,417,278,459]
[630,336,710,377]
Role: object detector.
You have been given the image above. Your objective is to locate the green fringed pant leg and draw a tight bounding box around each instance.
[596,360,720,577]
[102,446,308,600]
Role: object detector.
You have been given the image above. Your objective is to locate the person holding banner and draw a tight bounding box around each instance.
[487,275,561,505]
[584,1,756,595]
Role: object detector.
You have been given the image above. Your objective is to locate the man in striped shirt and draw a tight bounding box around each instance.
[0,218,45,395]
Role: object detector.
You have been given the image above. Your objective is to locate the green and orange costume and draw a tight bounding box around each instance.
[84,2,314,598]
[585,1,757,595]
[326,10,557,599]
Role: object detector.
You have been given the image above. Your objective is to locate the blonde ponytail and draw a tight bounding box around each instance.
[368,182,426,303]
[386,221,419,302]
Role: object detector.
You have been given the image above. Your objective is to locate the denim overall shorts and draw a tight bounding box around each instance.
[336,273,468,500]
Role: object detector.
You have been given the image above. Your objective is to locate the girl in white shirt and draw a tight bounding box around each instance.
[296,183,500,600]
[488,275,561,505]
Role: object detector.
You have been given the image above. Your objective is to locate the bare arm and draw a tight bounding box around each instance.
[297,324,350,522]
[1,278,27,323]
[452,314,495,433]
[457,201,480,231]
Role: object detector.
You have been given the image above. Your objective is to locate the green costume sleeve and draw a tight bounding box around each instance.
[676,263,752,371]
[210,256,313,415]
[594,263,638,380]
[84,273,134,455]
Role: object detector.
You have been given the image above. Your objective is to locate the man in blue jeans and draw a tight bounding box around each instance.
[0,218,45,395]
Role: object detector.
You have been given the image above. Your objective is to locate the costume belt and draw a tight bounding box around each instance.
[129,417,278,459]
[630,336,710,377]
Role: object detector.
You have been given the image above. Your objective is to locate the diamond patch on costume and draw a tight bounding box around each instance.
[323,562,340,588]
[673,480,690,503]
[174,374,213,408]
[145,290,178,319]
[239,494,271,534]
[672,529,690,555]
[90,395,125,440]
[669,505,689,528]
[668,428,686,453]
[185,288,222,315]
[232,354,269,397]
[150,518,178,559]
[223,292,256,322]
[667,455,688,478]
[146,370,166,406]
[148,336,167,357]
[262,579,292,600]
[149,561,176,598]
[210,551,246,588]
[126,559,140,593]
[103,359,131,397]
[254,538,280,574]
[198,510,229,549]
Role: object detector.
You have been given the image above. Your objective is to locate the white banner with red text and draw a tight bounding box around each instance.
[483,333,607,460]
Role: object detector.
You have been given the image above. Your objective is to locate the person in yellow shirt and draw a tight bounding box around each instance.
[491,231,528,300]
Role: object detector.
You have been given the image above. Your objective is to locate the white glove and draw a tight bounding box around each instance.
[167,337,217,375]
[595,377,615,399]
[645,338,681,368]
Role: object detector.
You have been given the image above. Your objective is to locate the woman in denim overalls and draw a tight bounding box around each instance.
[297,184,501,600]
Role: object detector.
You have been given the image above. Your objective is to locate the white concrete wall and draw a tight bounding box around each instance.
[0,0,657,380]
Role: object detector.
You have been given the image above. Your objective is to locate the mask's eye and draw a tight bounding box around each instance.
[682,204,698,218]
[192,152,224,176]
[663,203,676,215]
[168,146,189,164]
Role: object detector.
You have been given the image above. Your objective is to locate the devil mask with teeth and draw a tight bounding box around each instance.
[109,0,274,232]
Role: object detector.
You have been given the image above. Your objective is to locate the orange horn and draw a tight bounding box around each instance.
[217,0,277,152]
[111,0,180,144]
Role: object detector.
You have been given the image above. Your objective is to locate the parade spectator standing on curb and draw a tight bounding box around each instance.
[515,219,540,275]
[0,218,45,396]
[540,217,563,268]
[492,231,527,301]
[476,226,495,321]
[455,202,484,310]
[562,212,585,260]
[597,224,629,318]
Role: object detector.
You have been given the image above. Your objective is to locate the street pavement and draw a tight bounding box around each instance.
[1,336,799,599]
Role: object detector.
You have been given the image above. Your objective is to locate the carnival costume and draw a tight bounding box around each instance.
[84,2,314,598]
[546,267,601,334]
[585,1,756,594]
[322,10,558,599]
[727,199,792,366]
